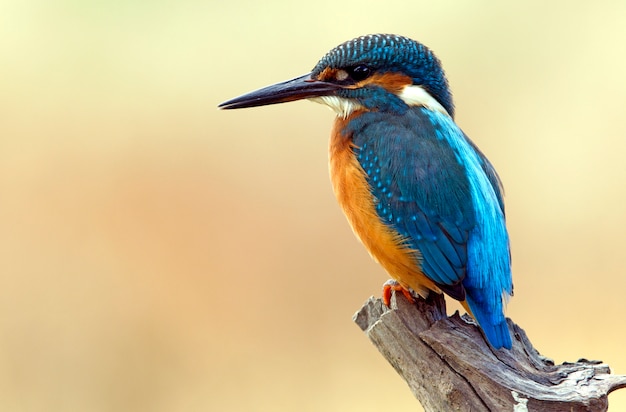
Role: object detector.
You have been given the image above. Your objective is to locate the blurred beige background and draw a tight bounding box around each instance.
[1,1,625,411]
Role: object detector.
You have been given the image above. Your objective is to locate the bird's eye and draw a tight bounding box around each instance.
[348,65,372,81]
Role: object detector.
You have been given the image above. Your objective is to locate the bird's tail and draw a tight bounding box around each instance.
[462,293,512,349]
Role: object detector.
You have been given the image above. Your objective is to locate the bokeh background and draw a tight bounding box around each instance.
[1,1,625,411]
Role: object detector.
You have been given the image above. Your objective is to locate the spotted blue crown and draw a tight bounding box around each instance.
[311,34,454,116]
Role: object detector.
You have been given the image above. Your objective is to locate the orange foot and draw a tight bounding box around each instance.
[382,279,415,306]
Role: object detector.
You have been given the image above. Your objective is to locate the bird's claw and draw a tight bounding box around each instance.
[382,279,416,306]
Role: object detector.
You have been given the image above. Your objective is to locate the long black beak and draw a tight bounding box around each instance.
[218,73,341,110]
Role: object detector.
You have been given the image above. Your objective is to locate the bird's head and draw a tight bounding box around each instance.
[219,34,454,118]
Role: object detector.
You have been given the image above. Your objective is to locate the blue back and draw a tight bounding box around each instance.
[346,107,513,348]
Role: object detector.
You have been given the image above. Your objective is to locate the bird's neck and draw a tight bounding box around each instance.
[311,84,451,119]
[398,85,450,116]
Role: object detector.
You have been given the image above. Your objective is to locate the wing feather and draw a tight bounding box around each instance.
[350,108,474,289]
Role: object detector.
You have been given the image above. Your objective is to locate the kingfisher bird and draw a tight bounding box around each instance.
[219,34,513,349]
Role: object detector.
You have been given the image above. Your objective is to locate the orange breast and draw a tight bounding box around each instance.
[328,113,441,298]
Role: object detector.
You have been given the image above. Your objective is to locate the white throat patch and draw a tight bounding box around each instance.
[309,96,363,119]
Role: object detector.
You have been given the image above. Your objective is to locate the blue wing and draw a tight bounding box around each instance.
[349,108,474,294]
[347,107,513,348]
[467,137,506,216]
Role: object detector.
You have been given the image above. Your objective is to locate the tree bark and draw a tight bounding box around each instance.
[353,291,626,411]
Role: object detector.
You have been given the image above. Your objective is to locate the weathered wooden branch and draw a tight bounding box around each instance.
[353,291,626,411]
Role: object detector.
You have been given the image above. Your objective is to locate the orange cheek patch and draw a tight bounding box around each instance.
[316,67,339,82]
[316,67,349,82]
[358,72,413,94]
